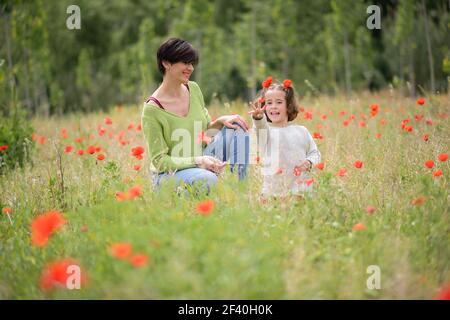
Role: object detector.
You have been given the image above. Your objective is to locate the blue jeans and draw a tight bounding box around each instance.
[153,125,249,192]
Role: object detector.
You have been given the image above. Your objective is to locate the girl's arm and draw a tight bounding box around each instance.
[304,128,321,166]
[252,113,270,152]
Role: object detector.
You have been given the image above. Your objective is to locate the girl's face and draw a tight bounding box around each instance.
[164,61,194,84]
[264,89,288,126]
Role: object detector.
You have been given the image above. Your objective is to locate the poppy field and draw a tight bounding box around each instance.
[0,92,449,299]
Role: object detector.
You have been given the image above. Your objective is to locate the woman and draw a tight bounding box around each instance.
[141,38,250,192]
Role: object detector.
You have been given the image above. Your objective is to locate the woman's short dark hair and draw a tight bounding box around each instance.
[157,38,199,75]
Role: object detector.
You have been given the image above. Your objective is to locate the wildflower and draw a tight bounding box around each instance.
[196,200,214,216]
[31,210,66,247]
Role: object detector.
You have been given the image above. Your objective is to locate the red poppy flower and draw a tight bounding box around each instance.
[98,126,107,136]
[424,160,434,169]
[129,253,149,268]
[120,140,130,146]
[415,114,424,122]
[434,283,450,300]
[336,168,347,177]
[77,149,84,156]
[40,258,87,292]
[352,223,366,231]
[305,178,314,186]
[354,160,364,169]
[31,210,67,247]
[359,121,366,128]
[255,156,261,163]
[86,145,96,155]
[405,125,413,132]
[316,162,325,170]
[303,111,313,120]
[131,146,145,159]
[283,79,292,88]
[411,197,426,206]
[128,185,142,199]
[133,165,141,171]
[115,191,128,202]
[416,97,425,105]
[262,76,273,88]
[338,111,346,117]
[375,133,382,139]
[433,170,443,177]
[422,134,429,142]
[136,124,142,131]
[342,119,350,126]
[109,243,133,260]
[275,167,283,175]
[426,119,433,126]
[2,207,12,215]
[96,154,105,161]
[0,145,8,151]
[366,206,376,215]
[38,136,46,145]
[313,132,323,139]
[104,117,113,125]
[293,167,302,176]
[127,123,134,130]
[380,119,387,125]
[196,200,214,216]
[64,146,74,153]
[75,137,84,144]
[438,153,448,162]
[117,131,126,141]
[60,128,68,139]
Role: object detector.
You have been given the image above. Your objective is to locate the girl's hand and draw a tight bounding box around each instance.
[195,156,227,174]
[294,160,313,173]
[216,114,249,131]
[248,101,266,120]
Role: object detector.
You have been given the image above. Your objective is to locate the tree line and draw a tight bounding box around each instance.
[0,0,449,117]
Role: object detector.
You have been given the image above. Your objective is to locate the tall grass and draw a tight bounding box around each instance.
[0,91,448,299]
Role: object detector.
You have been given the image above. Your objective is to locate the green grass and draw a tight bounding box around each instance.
[0,91,449,299]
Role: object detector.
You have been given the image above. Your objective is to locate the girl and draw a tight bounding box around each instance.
[249,77,321,199]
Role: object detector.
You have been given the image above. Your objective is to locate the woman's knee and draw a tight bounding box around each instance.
[189,169,218,187]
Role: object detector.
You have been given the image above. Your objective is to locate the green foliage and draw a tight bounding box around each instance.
[0,106,34,174]
[0,91,448,299]
[0,0,449,114]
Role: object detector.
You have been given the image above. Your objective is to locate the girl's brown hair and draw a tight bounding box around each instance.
[255,81,299,122]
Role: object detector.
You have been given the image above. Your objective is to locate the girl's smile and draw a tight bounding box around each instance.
[264,89,288,126]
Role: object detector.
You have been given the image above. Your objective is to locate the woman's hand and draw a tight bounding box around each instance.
[214,114,249,131]
[248,100,266,120]
[195,156,227,174]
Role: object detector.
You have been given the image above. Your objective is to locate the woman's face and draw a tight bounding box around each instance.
[264,89,288,125]
[164,61,194,84]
